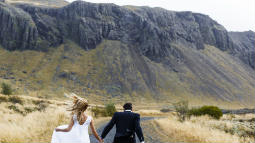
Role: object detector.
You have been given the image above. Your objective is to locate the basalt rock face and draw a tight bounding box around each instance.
[229,31,255,69]
[1,1,234,58]
[0,2,38,50]
[0,1,255,104]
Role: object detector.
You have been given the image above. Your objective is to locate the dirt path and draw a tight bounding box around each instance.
[90,117,167,143]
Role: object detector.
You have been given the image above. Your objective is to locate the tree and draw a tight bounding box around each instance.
[91,106,104,118]
[105,103,117,116]
[173,100,189,122]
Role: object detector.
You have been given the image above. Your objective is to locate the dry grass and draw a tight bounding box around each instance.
[154,114,254,143]
[208,114,255,139]
[0,107,69,142]
[136,109,165,117]
[222,114,255,121]
[0,93,254,143]
[0,94,107,143]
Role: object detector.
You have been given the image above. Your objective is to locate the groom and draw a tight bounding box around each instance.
[101,103,145,143]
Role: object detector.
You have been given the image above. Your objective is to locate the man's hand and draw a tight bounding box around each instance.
[99,138,104,143]
[141,141,145,143]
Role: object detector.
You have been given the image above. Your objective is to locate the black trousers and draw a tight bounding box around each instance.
[113,135,136,143]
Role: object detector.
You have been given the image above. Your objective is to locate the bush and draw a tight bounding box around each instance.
[8,105,24,115]
[91,103,117,117]
[0,96,8,103]
[173,100,189,122]
[189,106,223,119]
[105,103,117,116]
[24,107,36,114]
[37,103,48,112]
[1,83,12,95]
[91,106,106,118]
[32,100,48,111]
[32,100,45,105]
[8,96,23,105]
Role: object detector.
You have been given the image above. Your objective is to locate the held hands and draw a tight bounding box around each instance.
[55,128,63,132]
[99,138,104,143]
[55,128,60,132]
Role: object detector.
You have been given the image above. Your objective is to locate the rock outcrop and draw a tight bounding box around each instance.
[1,1,235,57]
[229,31,255,69]
[0,2,38,50]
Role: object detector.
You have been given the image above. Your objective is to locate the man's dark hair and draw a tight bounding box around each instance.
[123,103,132,110]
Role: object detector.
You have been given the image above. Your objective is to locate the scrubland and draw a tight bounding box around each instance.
[154,113,255,143]
[0,94,254,143]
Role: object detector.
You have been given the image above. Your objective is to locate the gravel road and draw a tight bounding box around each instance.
[90,117,165,143]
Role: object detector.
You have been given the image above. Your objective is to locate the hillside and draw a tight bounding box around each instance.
[0,0,254,106]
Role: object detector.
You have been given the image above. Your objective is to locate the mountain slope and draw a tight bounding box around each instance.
[0,1,254,106]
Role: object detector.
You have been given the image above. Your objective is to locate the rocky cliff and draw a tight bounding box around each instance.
[1,1,235,54]
[0,1,254,105]
[229,31,255,69]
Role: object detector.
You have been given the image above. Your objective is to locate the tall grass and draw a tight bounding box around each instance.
[0,108,69,142]
[0,94,105,143]
[154,114,254,143]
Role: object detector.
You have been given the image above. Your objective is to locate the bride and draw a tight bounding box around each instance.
[51,95,103,143]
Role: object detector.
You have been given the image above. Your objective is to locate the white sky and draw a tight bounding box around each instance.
[66,0,255,32]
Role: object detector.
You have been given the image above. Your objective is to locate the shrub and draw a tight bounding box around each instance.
[32,100,48,111]
[105,103,117,116]
[188,108,200,116]
[91,106,106,118]
[173,100,189,121]
[0,96,8,103]
[24,107,36,114]
[189,106,223,119]
[36,103,48,111]
[8,105,24,115]
[91,104,117,117]
[8,96,23,105]
[32,100,45,105]
[1,83,12,95]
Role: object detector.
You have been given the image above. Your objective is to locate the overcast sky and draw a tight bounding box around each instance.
[66,0,255,32]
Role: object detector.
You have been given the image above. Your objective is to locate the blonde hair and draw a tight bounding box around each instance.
[67,94,89,124]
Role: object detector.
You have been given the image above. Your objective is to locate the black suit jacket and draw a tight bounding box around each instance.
[101,111,144,142]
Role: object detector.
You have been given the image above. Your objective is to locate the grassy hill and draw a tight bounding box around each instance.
[1,40,255,108]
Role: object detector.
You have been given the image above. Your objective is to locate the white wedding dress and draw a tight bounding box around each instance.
[51,115,92,143]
